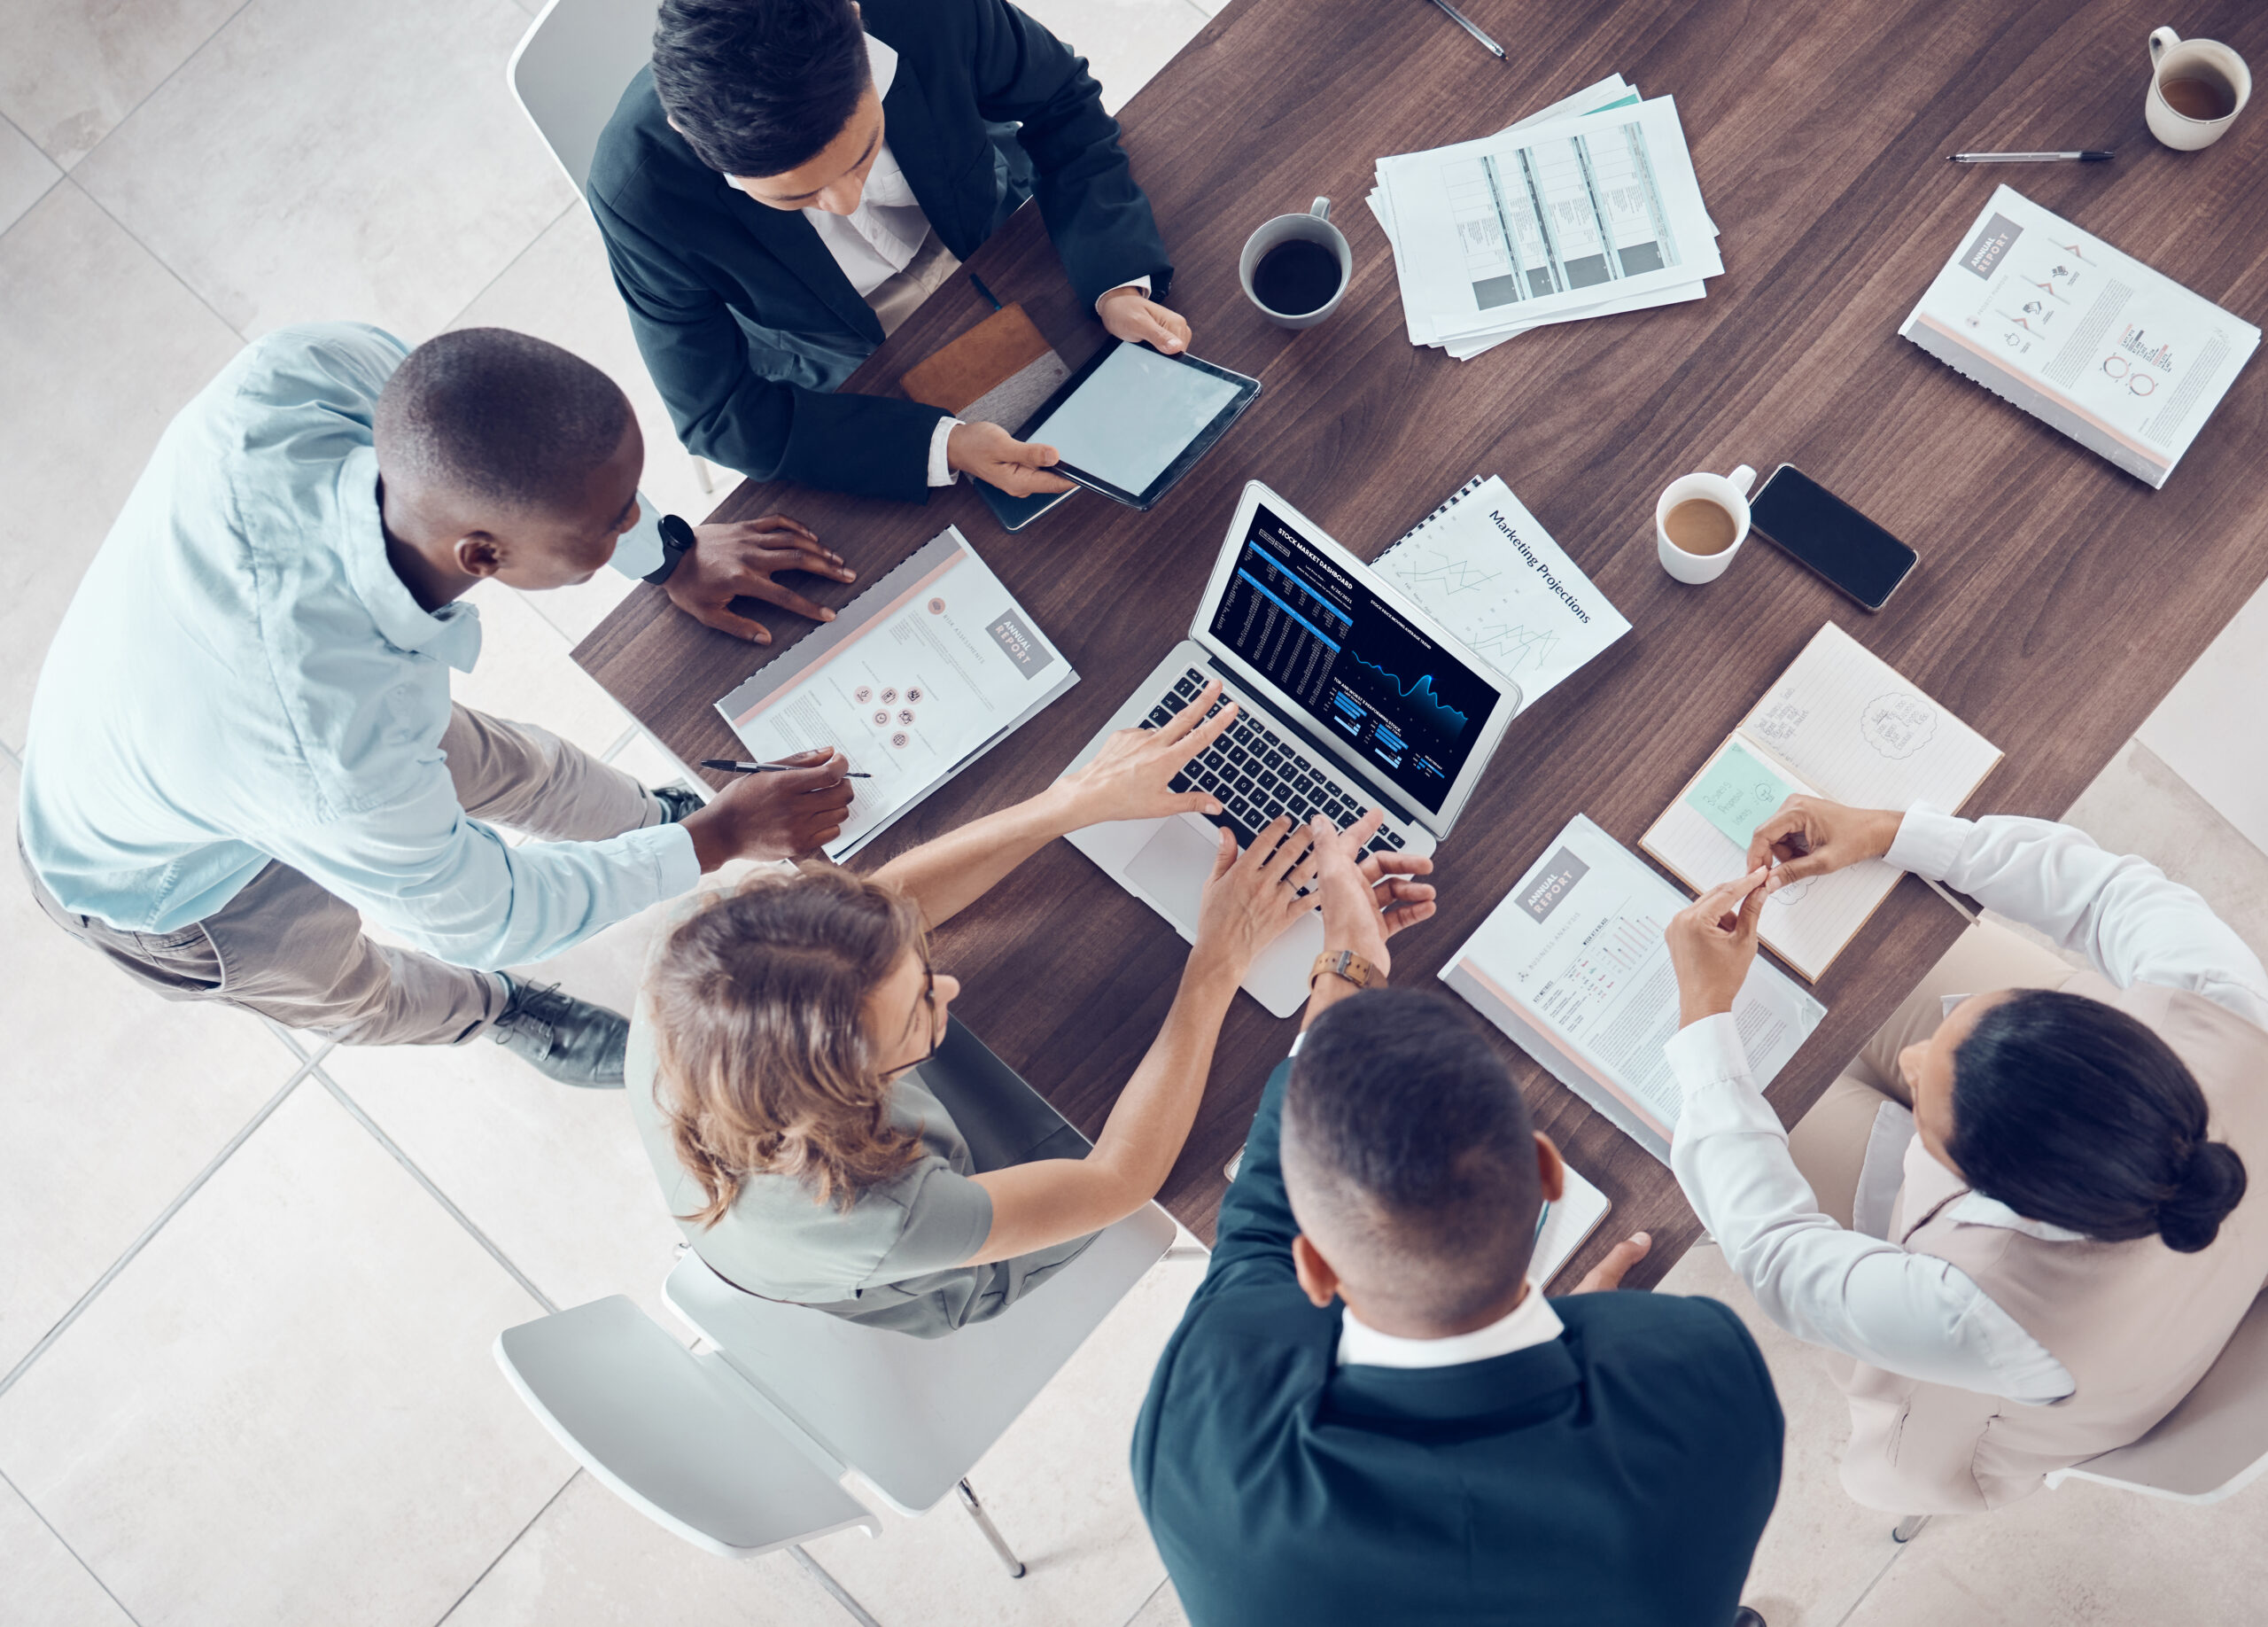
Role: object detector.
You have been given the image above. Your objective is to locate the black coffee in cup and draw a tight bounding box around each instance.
[1252,239,1343,316]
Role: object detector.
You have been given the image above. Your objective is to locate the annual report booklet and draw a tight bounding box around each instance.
[1899,184,2260,489]
[714,528,1076,860]
[1376,476,1630,705]
[1441,815,1825,1165]
[1639,624,2001,981]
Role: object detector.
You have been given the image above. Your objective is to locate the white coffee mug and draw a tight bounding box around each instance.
[1656,464,1755,585]
[1239,199,1353,330]
[2147,27,2251,152]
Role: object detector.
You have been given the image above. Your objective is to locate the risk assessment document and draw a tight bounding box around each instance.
[715,528,1076,860]
[1441,815,1825,1164]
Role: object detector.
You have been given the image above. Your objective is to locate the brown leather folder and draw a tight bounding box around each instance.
[899,303,1072,429]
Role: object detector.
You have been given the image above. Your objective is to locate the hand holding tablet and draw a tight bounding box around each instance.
[1016,340,1262,510]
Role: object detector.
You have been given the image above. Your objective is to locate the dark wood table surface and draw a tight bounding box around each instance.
[577,0,2268,1285]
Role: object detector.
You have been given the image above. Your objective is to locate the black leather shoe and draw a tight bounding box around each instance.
[651,783,704,823]
[1733,1608,1767,1627]
[489,975,628,1087]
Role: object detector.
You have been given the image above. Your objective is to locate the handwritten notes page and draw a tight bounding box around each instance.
[1641,624,2002,980]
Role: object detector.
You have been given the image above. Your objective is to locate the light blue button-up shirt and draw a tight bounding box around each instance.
[19,322,697,968]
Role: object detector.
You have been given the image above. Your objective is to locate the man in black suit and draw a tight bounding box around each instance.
[590,0,1188,502]
[1132,814,1783,1627]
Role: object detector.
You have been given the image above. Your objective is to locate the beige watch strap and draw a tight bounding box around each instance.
[1309,949,1374,991]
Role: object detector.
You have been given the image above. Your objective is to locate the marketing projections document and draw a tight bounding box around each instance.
[715,529,1076,860]
[1441,815,1825,1164]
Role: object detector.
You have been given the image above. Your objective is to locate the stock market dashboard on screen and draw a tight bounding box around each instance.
[1206,505,1497,814]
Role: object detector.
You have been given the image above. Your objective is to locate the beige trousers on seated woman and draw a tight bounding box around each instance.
[1788,920,2078,1230]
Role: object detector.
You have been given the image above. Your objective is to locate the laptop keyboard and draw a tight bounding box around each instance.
[1140,666,1410,861]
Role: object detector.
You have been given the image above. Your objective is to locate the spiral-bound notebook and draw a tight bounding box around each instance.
[714,528,1077,860]
[1373,476,1630,704]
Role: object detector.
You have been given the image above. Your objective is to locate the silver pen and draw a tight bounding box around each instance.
[1421,0,1505,60]
[1948,150,2115,164]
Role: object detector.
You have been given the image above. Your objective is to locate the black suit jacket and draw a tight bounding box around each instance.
[587,0,1172,502]
[1132,1062,1784,1627]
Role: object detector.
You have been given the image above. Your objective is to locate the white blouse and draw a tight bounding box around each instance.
[1668,806,2268,1403]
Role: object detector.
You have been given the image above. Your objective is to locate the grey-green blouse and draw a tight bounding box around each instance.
[625,979,1091,1339]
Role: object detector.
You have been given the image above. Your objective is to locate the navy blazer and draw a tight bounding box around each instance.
[1132,1062,1784,1627]
[587,0,1172,502]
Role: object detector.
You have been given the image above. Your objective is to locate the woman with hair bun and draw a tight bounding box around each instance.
[1660,797,2268,1514]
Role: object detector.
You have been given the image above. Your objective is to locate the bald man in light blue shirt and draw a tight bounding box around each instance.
[19,322,855,1083]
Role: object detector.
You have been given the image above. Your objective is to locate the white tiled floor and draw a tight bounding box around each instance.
[4,1,2268,1623]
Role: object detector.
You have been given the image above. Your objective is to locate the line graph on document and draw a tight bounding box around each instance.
[1386,545,1562,677]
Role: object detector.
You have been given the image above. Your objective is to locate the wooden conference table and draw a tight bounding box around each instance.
[578,0,2268,1285]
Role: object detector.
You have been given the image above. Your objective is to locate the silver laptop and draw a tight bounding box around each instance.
[1060,480,1523,1017]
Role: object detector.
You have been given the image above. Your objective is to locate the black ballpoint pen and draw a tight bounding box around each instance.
[703,758,873,778]
[1420,0,1505,60]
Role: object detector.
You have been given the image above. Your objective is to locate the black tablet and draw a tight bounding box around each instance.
[1012,340,1261,511]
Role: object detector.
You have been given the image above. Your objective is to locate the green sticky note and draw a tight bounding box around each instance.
[1686,742,1797,852]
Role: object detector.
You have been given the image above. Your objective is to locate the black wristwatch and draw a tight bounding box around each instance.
[642,514,697,585]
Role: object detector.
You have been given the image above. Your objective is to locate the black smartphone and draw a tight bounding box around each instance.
[1749,464,1917,612]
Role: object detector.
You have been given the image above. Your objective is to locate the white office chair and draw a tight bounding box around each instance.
[506,0,727,495]
[506,0,661,197]
[663,1202,1179,1570]
[1885,1286,2268,1549]
[2046,1286,2268,1503]
[498,1201,1177,1598]
[494,1296,886,1623]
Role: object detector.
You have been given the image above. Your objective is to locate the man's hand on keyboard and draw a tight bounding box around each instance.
[1055,677,1238,828]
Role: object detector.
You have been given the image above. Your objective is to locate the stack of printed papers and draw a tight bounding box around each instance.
[1369,76,1722,360]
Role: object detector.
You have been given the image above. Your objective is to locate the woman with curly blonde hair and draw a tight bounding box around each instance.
[627,682,1412,1335]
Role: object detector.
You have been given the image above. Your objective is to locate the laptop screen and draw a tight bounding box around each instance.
[1206,503,1499,814]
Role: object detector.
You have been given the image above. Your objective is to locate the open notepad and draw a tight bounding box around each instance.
[1640,624,2001,981]
[1534,1164,1612,1289]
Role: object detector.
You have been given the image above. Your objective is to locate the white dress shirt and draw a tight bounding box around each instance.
[1668,805,2268,1404]
[1338,1281,1565,1369]
[811,35,1151,488]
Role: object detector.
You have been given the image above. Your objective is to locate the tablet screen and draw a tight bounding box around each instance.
[1028,345,1245,497]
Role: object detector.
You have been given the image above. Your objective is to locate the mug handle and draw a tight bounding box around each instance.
[2150,27,2180,66]
[1728,464,1756,497]
[1310,197,1332,222]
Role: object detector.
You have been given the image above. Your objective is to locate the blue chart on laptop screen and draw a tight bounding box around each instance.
[1208,505,1495,814]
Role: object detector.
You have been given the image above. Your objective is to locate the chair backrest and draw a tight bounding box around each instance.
[495,1296,881,1557]
[508,0,663,196]
[2047,1287,2268,1504]
[665,1202,1178,1515]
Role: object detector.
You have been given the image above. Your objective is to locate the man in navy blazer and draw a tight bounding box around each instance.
[590,0,1187,502]
[1131,817,1783,1626]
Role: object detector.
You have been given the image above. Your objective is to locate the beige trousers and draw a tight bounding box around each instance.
[24,706,661,1048]
[1789,921,2077,1227]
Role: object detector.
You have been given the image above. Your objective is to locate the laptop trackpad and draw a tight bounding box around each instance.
[1124,816,1221,930]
